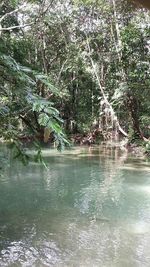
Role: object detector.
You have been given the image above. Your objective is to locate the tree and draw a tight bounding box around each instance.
[0,0,69,163]
[0,0,150,157]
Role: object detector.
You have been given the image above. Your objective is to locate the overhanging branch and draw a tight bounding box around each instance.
[0,22,34,32]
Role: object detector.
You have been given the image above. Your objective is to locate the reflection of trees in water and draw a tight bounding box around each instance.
[74,145,127,218]
[71,146,128,266]
[1,146,150,266]
[71,146,150,267]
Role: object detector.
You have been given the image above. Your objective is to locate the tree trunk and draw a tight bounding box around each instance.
[127,94,144,139]
[85,35,128,138]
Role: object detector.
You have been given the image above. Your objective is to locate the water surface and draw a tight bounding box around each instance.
[0,145,150,267]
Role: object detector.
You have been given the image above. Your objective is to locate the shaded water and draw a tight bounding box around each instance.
[0,145,150,267]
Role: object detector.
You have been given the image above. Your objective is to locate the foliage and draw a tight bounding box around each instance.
[0,50,69,163]
[0,0,150,161]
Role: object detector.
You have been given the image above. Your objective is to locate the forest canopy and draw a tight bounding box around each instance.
[0,0,150,160]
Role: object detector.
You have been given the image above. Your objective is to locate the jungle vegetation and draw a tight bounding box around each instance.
[0,0,150,161]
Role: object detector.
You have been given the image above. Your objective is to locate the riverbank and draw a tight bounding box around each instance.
[1,129,150,161]
[70,132,150,159]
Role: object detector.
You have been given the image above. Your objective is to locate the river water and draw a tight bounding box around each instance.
[0,145,150,267]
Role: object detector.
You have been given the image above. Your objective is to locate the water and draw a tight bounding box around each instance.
[0,145,150,267]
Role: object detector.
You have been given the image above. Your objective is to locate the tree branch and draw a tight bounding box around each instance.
[19,115,37,133]
[0,22,35,32]
[0,4,26,23]
[56,59,68,84]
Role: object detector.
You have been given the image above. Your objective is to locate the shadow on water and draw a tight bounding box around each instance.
[0,144,150,266]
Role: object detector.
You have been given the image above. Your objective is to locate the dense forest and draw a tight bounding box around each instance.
[0,0,150,161]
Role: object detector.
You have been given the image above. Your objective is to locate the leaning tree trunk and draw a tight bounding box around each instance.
[86,36,128,138]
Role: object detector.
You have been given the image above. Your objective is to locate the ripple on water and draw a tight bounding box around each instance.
[0,239,65,267]
[0,145,150,266]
